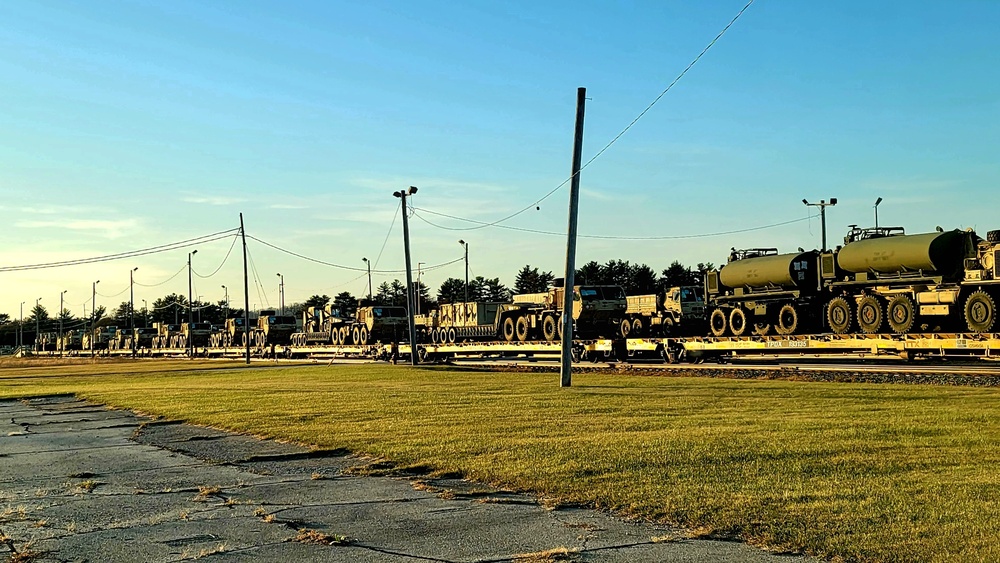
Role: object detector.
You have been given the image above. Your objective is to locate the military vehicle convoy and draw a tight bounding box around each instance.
[705,227,1000,336]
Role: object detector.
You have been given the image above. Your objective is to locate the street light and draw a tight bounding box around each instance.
[142,299,148,328]
[91,280,99,354]
[188,250,197,357]
[130,267,138,333]
[802,198,838,252]
[276,273,284,315]
[392,185,419,365]
[874,197,883,228]
[458,240,469,304]
[59,290,67,355]
[221,285,229,320]
[19,301,24,350]
[362,258,372,302]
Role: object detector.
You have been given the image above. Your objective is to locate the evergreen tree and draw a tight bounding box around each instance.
[437,278,466,303]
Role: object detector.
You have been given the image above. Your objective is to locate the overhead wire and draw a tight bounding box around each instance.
[410,0,757,233]
[193,234,239,278]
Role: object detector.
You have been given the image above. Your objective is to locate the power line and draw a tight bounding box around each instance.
[412,207,817,240]
[0,228,240,272]
[193,234,239,278]
[246,232,463,273]
[412,0,756,232]
[134,264,187,288]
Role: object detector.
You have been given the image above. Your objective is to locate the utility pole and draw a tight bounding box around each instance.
[19,301,24,350]
[362,258,372,302]
[802,198,838,251]
[34,297,42,352]
[142,300,147,328]
[130,267,138,355]
[459,240,469,303]
[240,213,251,364]
[276,273,284,315]
[188,249,198,357]
[59,290,67,356]
[91,280,99,356]
[393,186,419,365]
[561,87,586,387]
[222,285,229,320]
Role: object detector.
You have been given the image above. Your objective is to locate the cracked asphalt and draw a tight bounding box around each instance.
[0,396,809,562]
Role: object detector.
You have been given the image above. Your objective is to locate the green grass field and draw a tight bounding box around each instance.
[2,358,998,562]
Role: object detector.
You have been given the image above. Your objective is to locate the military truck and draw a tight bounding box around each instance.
[501,282,627,342]
[83,326,118,351]
[421,302,505,344]
[209,317,249,347]
[58,330,85,352]
[247,309,298,347]
[621,286,706,337]
[174,322,212,348]
[291,305,350,346]
[124,327,158,350]
[35,332,58,352]
[334,305,408,345]
[151,323,181,349]
[107,329,129,350]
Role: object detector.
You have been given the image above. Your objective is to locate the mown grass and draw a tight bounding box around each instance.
[2,358,999,562]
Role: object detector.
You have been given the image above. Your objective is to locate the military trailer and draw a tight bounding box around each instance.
[501,282,627,342]
[706,249,824,337]
[423,302,505,344]
[247,309,298,347]
[621,286,706,337]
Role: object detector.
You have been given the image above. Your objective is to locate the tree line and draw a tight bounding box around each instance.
[0,260,712,346]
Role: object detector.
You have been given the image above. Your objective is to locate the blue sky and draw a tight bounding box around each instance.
[2,1,998,316]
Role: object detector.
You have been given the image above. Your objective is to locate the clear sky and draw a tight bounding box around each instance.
[2,1,998,316]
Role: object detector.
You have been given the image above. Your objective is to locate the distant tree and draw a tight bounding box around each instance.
[151,294,187,324]
[303,294,331,310]
[375,280,409,306]
[437,278,466,304]
[514,265,554,294]
[630,264,659,295]
[0,313,9,325]
[333,292,358,318]
[659,261,699,291]
[29,304,49,324]
[575,261,603,285]
[478,277,512,302]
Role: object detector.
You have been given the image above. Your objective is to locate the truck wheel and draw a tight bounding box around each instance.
[775,304,799,336]
[542,316,558,342]
[632,318,643,337]
[503,317,516,342]
[619,319,631,338]
[887,295,916,334]
[709,309,727,337]
[857,295,883,334]
[515,316,530,342]
[359,327,369,345]
[964,290,995,333]
[447,328,457,344]
[351,327,360,345]
[728,308,747,337]
[826,297,853,334]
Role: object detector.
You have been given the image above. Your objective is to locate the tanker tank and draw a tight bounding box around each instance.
[836,230,974,280]
[718,251,819,291]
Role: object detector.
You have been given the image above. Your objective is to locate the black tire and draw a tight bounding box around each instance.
[887,294,916,334]
[729,308,747,337]
[987,230,1000,244]
[631,318,643,337]
[857,295,883,334]
[775,304,799,336]
[351,327,360,345]
[359,327,369,345]
[709,309,727,337]
[502,317,516,342]
[447,328,457,344]
[542,316,558,342]
[826,297,853,334]
[619,319,631,338]
[964,290,996,333]
[515,316,530,342]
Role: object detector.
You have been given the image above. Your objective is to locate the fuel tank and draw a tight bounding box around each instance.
[719,251,818,290]
[836,230,974,279]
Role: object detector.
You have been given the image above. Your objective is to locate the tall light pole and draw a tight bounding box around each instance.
[802,198,838,251]
[276,273,284,315]
[222,285,229,319]
[458,240,469,303]
[874,197,883,228]
[392,185,419,365]
[19,301,24,350]
[142,299,148,328]
[362,258,372,302]
[34,297,42,352]
[91,280,99,354]
[188,250,197,356]
[416,262,425,315]
[59,290,67,355]
[130,267,138,332]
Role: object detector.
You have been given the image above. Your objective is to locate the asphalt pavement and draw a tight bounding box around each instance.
[0,395,809,562]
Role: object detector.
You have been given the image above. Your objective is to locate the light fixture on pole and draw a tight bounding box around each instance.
[188,250,197,357]
[874,197,883,228]
[802,198,838,252]
[142,299,148,328]
[34,297,42,352]
[276,273,284,315]
[392,185,419,365]
[362,258,372,302]
[221,285,229,319]
[458,240,469,304]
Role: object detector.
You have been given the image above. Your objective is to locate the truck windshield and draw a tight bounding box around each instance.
[373,307,407,318]
[273,316,297,325]
[679,287,704,303]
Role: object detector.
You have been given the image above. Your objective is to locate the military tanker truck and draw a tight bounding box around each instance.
[501,282,627,342]
[705,249,824,337]
[821,226,1000,334]
[621,286,706,337]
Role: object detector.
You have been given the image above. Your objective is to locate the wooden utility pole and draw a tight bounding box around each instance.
[393,186,420,365]
[241,213,251,364]
[561,87,586,387]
